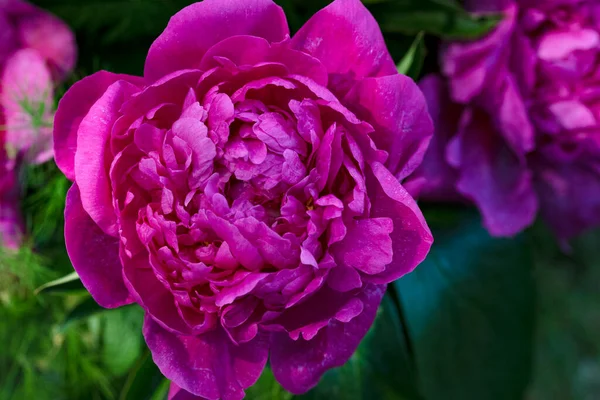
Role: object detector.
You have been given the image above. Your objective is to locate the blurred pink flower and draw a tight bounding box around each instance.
[1,0,76,165]
[54,0,434,398]
[408,0,600,240]
[0,0,75,248]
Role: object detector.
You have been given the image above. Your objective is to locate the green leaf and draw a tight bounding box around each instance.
[102,306,144,376]
[396,32,426,80]
[60,296,108,332]
[368,0,501,39]
[34,271,84,295]
[395,206,535,400]
[120,351,167,400]
[526,225,600,399]
[300,294,420,400]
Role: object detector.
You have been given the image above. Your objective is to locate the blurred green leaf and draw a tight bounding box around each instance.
[395,206,535,400]
[120,351,167,400]
[246,367,292,400]
[33,0,190,44]
[368,0,501,39]
[1,244,53,298]
[34,271,84,295]
[300,294,420,400]
[61,296,107,332]
[396,32,426,80]
[150,379,171,400]
[102,306,144,376]
[21,162,69,247]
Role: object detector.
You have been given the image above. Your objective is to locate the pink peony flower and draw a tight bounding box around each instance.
[54,0,433,398]
[1,0,76,165]
[407,0,600,239]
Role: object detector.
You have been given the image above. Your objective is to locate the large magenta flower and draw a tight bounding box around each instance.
[0,0,75,248]
[54,0,433,398]
[407,0,600,239]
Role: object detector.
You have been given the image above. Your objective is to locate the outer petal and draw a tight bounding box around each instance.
[144,316,269,400]
[144,0,289,82]
[169,383,205,400]
[64,184,132,308]
[74,79,140,236]
[448,108,538,236]
[121,254,197,336]
[345,74,434,180]
[366,162,433,283]
[54,71,143,181]
[404,75,462,201]
[1,49,54,164]
[270,284,385,394]
[290,0,396,95]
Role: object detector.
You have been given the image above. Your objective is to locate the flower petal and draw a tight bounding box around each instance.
[447,108,538,236]
[74,79,140,236]
[346,74,434,179]
[169,383,205,400]
[290,0,396,95]
[366,162,433,283]
[441,5,516,103]
[144,316,269,400]
[144,0,289,82]
[535,149,600,241]
[404,75,462,201]
[64,184,132,308]
[54,71,143,181]
[270,284,385,394]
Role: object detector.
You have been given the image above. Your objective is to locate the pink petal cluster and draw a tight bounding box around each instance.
[0,0,76,248]
[407,0,600,239]
[54,0,433,398]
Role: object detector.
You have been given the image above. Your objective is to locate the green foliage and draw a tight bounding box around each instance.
[119,351,167,400]
[369,0,501,39]
[246,368,293,400]
[301,295,420,400]
[21,161,69,246]
[35,272,85,296]
[102,306,145,376]
[395,206,535,400]
[396,32,426,80]
[527,225,600,399]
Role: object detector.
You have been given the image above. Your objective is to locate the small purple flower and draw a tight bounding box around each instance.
[53,0,434,398]
[408,0,600,240]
